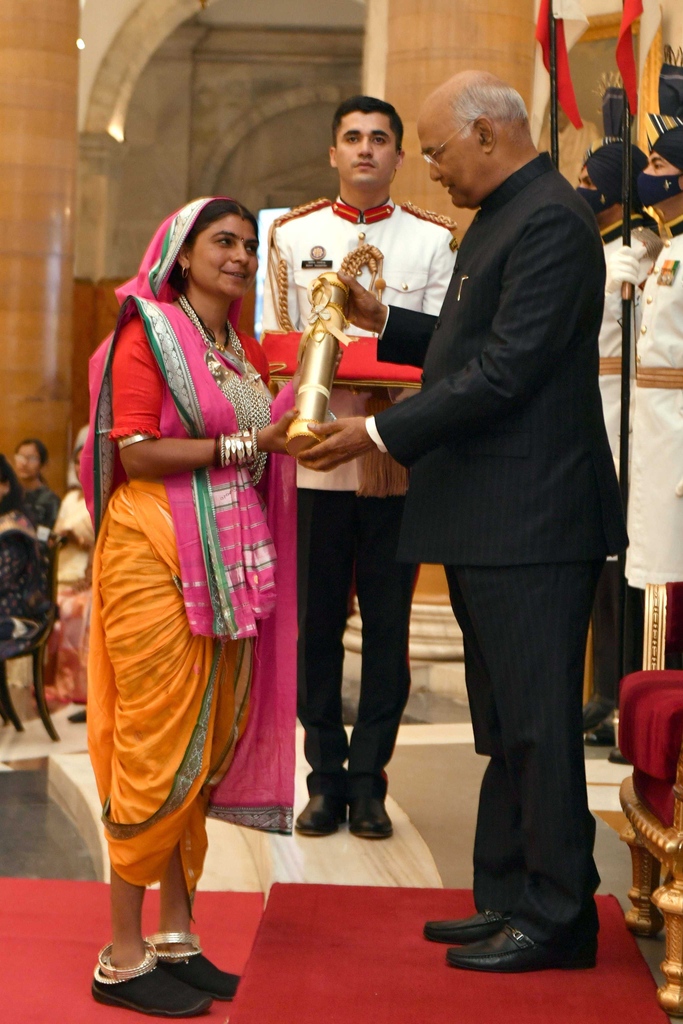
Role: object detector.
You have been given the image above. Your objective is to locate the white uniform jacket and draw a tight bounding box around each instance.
[599,222,659,463]
[626,222,683,587]
[262,198,457,491]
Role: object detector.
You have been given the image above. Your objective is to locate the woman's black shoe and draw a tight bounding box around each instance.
[157,954,240,1001]
[92,965,213,1017]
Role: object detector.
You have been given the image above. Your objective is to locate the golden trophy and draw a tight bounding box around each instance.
[285,271,350,456]
[286,248,385,457]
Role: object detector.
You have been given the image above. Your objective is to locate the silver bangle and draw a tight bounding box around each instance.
[117,433,155,450]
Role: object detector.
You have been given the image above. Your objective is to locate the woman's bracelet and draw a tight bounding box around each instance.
[215,431,258,469]
[117,433,156,450]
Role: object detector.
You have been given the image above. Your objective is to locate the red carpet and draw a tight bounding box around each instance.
[0,879,263,1023]
[230,885,669,1024]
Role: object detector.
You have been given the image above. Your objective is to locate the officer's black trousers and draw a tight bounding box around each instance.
[297,489,416,801]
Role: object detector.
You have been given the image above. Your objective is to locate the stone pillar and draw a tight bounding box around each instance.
[74,133,125,283]
[379,0,536,224]
[0,0,79,490]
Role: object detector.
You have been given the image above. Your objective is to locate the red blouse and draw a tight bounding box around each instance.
[110,315,270,440]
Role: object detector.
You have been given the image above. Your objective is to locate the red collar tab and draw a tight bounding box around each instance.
[332,200,394,224]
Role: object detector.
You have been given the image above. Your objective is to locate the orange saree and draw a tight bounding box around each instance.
[87,480,251,894]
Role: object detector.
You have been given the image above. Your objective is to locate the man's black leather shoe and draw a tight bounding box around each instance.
[295,795,346,836]
[445,924,597,973]
[424,909,511,944]
[584,721,615,746]
[582,695,614,732]
[348,796,393,839]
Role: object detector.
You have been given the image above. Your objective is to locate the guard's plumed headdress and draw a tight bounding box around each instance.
[646,47,683,170]
[583,77,648,210]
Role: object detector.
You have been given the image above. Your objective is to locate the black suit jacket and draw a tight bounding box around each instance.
[376,153,628,566]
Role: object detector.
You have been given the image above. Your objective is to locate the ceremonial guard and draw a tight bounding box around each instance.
[622,53,683,596]
[576,83,661,743]
[263,95,456,838]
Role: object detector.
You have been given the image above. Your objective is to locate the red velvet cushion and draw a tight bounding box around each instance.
[619,670,683,779]
[667,583,683,654]
[633,768,675,828]
[261,331,423,387]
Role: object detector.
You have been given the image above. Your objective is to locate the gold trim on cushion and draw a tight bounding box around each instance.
[644,583,668,671]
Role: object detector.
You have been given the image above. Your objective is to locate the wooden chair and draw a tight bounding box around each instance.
[620,582,683,1016]
[0,535,67,742]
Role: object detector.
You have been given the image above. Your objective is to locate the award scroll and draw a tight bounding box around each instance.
[285,272,349,456]
[285,245,387,456]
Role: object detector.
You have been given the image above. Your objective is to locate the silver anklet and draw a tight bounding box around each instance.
[146,931,202,960]
[94,940,157,984]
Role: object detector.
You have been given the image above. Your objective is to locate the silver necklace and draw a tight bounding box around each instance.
[178,294,271,483]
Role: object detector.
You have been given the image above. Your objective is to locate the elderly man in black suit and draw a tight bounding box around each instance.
[299,70,627,973]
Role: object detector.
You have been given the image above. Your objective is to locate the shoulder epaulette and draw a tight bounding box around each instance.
[633,225,664,265]
[271,198,332,232]
[400,201,459,250]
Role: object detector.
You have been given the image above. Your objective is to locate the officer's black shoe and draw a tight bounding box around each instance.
[348,796,393,839]
[295,794,346,836]
[92,967,212,1017]
[582,696,615,732]
[157,955,239,1001]
[424,909,511,944]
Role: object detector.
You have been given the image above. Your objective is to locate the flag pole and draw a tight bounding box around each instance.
[549,0,560,167]
[617,88,633,682]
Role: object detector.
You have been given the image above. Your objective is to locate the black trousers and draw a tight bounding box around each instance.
[445,560,603,945]
[297,489,416,801]
[591,560,620,704]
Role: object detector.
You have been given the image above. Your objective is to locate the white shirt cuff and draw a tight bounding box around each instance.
[365,415,388,453]
[378,307,391,339]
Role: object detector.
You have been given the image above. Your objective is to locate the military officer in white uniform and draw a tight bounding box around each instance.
[575,88,661,742]
[263,95,456,838]
[611,60,683,595]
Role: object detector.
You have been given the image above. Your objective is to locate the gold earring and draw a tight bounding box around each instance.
[181,265,189,279]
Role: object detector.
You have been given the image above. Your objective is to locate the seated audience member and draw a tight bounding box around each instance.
[14,438,60,538]
[45,443,94,710]
[0,455,50,647]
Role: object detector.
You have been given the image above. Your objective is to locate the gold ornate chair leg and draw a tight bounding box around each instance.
[653,879,683,1016]
[621,823,665,936]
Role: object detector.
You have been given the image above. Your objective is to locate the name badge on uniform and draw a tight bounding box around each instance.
[657,259,680,286]
[302,245,333,270]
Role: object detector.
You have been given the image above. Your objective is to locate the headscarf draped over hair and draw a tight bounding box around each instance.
[115,197,243,327]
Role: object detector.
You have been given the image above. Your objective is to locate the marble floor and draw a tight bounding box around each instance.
[0,667,672,1018]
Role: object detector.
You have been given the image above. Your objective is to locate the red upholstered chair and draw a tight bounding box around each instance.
[620,582,683,1016]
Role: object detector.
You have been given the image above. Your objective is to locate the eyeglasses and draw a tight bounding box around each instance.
[422,119,476,168]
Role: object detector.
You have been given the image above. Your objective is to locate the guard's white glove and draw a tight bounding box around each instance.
[675,476,683,498]
[605,245,640,294]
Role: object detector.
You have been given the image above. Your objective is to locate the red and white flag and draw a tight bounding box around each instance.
[616,0,643,114]
[534,0,586,131]
[638,1,662,104]
[532,0,589,143]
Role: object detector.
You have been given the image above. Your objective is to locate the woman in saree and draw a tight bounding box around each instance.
[81,197,298,1018]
